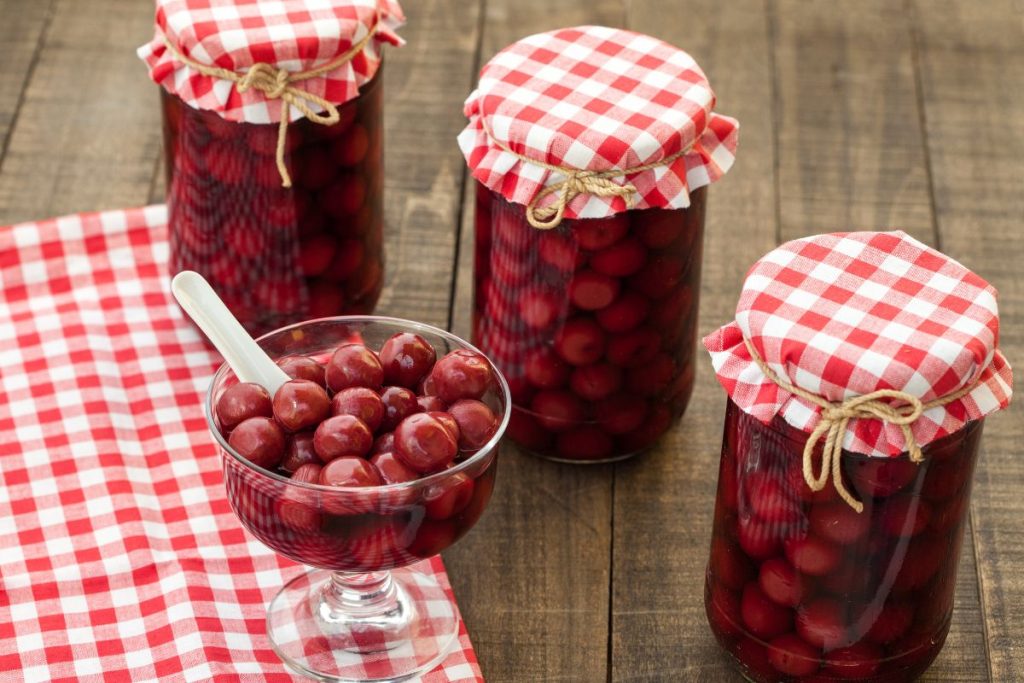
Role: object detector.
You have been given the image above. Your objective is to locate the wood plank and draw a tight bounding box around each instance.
[372,0,484,327]
[926,521,990,682]
[610,1,779,679]
[0,0,54,161]
[0,0,160,223]
[910,1,1024,680]
[772,2,990,678]
[445,2,625,681]
[773,0,935,243]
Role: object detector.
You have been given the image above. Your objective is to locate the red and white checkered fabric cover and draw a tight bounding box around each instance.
[0,206,482,682]
[458,25,739,220]
[704,231,1013,458]
[138,0,404,124]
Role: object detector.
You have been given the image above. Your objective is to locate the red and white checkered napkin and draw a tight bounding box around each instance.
[138,0,404,124]
[0,206,482,682]
[704,231,1013,458]
[458,25,739,220]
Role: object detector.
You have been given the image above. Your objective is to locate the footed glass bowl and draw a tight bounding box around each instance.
[206,316,510,682]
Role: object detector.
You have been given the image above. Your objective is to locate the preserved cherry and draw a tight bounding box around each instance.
[162,67,385,337]
[281,431,319,473]
[394,413,459,474]
[228,417,286,471]
[272,379,330,432]
[379,332,436,389]
[313,415,374,462]
[330,386,385,432]
[705,400,984,682]
[326,343,384,393]
[277,356,326,387]
[472,185,706,462]
[216,382,273,430]
[447,399,499,450]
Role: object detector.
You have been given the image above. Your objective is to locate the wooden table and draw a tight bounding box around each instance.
[1,1,1021,680]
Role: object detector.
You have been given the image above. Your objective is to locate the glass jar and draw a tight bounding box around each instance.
[460,26,739,464]
[472,183,707,462]
[162,67,384,336]
[705,399,983,682]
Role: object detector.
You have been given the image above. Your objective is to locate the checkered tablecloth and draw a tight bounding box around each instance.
[0,205,483,682]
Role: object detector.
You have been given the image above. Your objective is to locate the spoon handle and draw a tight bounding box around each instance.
[171,270,290,396]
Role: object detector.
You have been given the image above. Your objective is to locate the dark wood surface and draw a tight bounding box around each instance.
[1,1,1021,680]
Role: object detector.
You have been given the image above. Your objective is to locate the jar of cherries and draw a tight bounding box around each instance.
[138,0,405,336]
[459,26,739,462]
[702,231,1013,681]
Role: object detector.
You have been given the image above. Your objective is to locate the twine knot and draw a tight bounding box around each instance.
[526,171,639,229]
[237,63,291,99]
[161,9,381,187]
[743,338,977,512]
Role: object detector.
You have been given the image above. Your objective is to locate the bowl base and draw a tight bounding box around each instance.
[267,566,459,682]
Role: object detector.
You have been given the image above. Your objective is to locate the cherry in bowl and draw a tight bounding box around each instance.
[207,316,510,683]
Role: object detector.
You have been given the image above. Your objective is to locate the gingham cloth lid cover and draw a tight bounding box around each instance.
[458,25,739,220]
[704,231,1013,458]
[138,0,404,124]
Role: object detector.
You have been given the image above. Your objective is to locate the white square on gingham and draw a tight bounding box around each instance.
[457,25,740,221]
[137,0,405,124]
[0,206,483,682]
[704,231,1013,458]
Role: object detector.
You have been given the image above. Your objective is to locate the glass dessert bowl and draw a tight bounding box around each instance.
[205,316,510,682]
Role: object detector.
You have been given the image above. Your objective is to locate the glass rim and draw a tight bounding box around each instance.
[204,315,512,494]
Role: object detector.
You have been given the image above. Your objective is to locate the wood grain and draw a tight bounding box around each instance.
[371,0,483,328]
[0,0,160,223]
[0,0,54,163]
[610,1,779,679]
[771,0,936,243]
[444,2,625,682]
[910,1,1024,680]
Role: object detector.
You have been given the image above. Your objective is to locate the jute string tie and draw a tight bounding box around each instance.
[161,13,380,187]
[743,338,979,512]
[480,119,702,229]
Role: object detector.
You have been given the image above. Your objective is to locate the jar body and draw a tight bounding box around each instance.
[471,183,706,462]
[705,399,983,682]
[161,67,384,336]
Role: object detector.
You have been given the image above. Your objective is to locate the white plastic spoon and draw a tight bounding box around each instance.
[171,270,290,396]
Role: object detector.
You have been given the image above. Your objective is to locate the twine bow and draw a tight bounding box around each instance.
[161,11,381,187]
[480,119,701,229]
[526,172,638,229]
[744,338,978,512]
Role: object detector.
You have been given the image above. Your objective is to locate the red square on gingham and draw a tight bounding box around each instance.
[704,231,1013,458]
[0,206,483,682]
[458,25,739,220]
[137,0,404,124]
